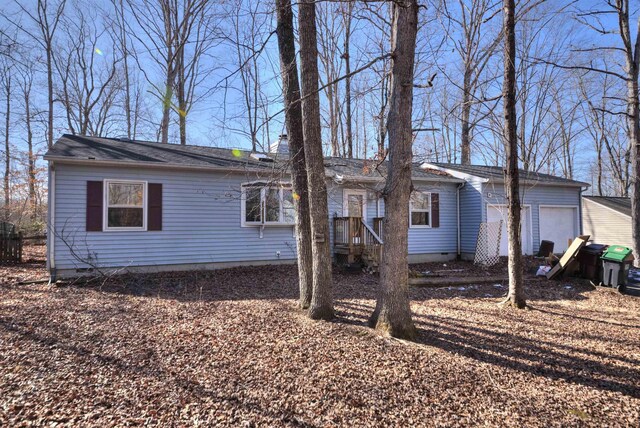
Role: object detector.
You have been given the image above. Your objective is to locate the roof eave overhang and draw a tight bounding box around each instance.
[43,155,283,175]
[326,172,463,184]
[421,162,589,188]
[485,178,590,188]
[420,162,490,183]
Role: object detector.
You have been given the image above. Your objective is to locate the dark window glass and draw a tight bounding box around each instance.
[108,208,144,228]
[245,188,262,223]
[265,188,280,222]
[282,189,295,223]
[411,211,429,226]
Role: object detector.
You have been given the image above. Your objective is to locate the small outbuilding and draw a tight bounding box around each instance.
[582,196,633,249]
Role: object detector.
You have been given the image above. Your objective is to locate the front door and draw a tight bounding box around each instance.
[344,190,367,219]
[344,190,367,246]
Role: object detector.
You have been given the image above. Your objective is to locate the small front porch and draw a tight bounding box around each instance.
[333,216,384,271]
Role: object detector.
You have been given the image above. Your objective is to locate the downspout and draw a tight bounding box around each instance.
[579,185,587,237]
[48,162,57,284]
[456,182,465,259]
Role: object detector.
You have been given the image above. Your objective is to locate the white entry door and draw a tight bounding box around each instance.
[539,206,578,253]
[486,204,533,256]
[343,190,367,219]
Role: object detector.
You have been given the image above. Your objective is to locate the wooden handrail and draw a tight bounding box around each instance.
[361,220,383,245]
[372,217,384,240]
[333,217,384,270]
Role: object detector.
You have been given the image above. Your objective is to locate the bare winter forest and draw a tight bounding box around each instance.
[1,1,640,425]
[0,0,638,230]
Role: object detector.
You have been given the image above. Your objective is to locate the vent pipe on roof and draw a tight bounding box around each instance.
[269,134,289,156]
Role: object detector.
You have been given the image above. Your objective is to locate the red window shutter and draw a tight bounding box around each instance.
[431,193,440,228]
[86,181,103,231]
[148,183,163,231]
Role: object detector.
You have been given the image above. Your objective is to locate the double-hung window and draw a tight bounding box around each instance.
[104,180,147,230]
[410,192,431,227]
[242,183,295,226]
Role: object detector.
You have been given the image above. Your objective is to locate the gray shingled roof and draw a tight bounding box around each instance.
[45,134,283,171]
[323,157,460,182]
[583,196,631,217]
[44,135,460,182]
[430,163,589,187]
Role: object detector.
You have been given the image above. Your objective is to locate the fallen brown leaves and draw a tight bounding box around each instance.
[1,255,639,427]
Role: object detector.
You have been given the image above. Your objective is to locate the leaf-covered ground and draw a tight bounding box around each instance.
[1,252,639,426]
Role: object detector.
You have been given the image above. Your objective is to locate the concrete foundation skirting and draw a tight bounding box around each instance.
[408,253,457,263]
[55,258,297,279]
[460,252,475,261]
[55,253,459,279]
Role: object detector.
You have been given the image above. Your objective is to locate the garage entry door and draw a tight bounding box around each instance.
[486,205,533,256]
[539,206,578,253]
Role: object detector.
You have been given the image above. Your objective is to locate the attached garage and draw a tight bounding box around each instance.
[422,162,590,259]
[539,206,579,253]
[486,204,533,256]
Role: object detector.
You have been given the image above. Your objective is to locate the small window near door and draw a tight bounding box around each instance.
[410,192,431,227]
[105,180,146,230]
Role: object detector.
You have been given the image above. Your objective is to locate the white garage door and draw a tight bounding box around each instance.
[486,205,533,256]
[539,206,577,253]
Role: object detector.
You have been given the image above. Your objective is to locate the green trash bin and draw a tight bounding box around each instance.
[600,245,634,290]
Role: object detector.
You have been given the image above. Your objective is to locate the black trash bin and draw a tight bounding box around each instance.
[600,245,634,291]
[538,240,554,257]
[577,244,608,280]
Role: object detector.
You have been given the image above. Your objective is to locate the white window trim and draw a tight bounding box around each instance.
[240,182,295,227]
[410,191,432,229]
[103,179,148,232]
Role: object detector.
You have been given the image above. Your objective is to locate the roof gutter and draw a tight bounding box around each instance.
[42,156,282,175]
[43,156,465,183]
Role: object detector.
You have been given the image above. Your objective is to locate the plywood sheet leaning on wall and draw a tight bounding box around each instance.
[546,235,590,280]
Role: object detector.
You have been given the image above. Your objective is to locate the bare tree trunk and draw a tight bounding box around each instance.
[501,0,525,308]
[176,42,187,145]
[114,0,132,139]
[460,71,472,164]
[618,2,640,266]
[369,0,418,339]
[343,2,354,158]
[3,74,10,220]
[275,0,313,309]
[160,8,174,145]
[22,75,36,216]
[298,0,334,320]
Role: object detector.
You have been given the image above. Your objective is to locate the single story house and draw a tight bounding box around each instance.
[45,134,588,278]
[422,163,590,258]
[582,196,633,248]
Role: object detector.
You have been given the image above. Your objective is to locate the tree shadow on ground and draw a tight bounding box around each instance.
[78,263,604,305]
[0,317,320,427]
[413,314,640,399]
